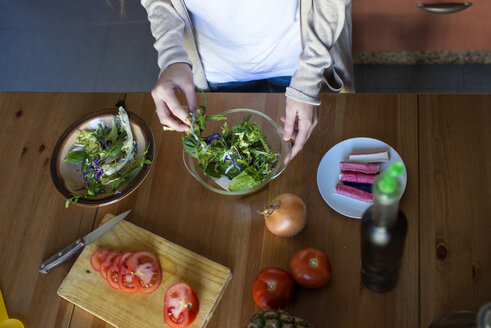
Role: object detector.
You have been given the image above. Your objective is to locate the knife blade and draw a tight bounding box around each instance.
[38,209,131,274]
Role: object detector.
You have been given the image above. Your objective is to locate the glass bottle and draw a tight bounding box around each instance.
[361,162,407,293]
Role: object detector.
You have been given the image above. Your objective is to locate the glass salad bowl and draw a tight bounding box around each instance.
[182,108,291,196]
[50,107,154,207]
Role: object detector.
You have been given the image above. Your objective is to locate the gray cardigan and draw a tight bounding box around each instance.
[141,0,354,106]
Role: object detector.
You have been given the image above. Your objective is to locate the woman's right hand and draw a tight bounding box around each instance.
[151,63,198,132]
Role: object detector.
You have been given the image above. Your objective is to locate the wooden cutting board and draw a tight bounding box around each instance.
[58,213,232,328]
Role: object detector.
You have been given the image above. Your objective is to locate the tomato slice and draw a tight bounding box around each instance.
[106,254,122,290]
[118,252,138,294]
[100,251,121,280]
[126,251,162,294]
[164,282,199,328]
[90,248,110,272]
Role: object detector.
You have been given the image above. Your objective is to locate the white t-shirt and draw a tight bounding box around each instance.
[183,0,302,83]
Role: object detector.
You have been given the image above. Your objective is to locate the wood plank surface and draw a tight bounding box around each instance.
[58,213,231,328]
[2,92,486,328]
[277,94,419,327]
[0,92,419,328]
[0,92,125,328]
[419,94,491,326]
[113,93,418,328]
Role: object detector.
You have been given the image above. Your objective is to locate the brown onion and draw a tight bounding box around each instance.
[262,193,307,237]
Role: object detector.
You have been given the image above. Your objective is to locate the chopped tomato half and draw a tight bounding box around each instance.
[99,251,121,280]
[118,252,138,294]
[164,282,199,328]
[126,251,162,294]
[90,248,111,272]
[106,254,122,290]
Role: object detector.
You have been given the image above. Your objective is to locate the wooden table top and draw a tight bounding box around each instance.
[0,92,489,328]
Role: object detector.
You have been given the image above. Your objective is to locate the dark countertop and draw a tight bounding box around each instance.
[353,50,491,65]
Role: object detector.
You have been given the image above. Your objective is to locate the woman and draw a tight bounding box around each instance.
[141,0,354,160]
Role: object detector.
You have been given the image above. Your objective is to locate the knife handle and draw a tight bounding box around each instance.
[38,239,86,274]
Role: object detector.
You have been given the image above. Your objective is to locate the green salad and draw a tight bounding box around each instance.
[182,106,279,192]
[64,107,151,207]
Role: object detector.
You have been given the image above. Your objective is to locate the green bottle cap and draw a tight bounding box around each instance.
[375,162,405,195]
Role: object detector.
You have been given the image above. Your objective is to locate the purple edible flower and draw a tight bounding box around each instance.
[100,139,109,150]
[90,159,104,179]
[230,155,241,171]
[95,169,103,179]
[114,190,122,196]
[92,159,102,169]
[205,132,221,145]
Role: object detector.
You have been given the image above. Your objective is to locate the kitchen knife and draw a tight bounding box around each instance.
[38,209,131,274]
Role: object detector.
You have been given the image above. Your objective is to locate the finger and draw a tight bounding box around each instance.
[280,116,299,132]
[306,122,316,141]
[152,91,170,124]
[181,83,198,113]
[154,100,189,132]
[283,106,297,141]
[279,125,298,140]
[160,88,191,125]
[151,85,181,127]
[152,90,188,132]
[306,110,319,140]
[290,120,310,160]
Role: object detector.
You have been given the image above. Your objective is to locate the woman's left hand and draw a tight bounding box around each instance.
[282,97,318,162]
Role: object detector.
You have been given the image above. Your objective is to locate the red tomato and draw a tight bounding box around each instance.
[126,251,162,294]
[99,251,121,280]
[289,248,331,289]
[118,252,138,293]
[90,248,110,272]
[163,282,199,328]
[252,267,295,309]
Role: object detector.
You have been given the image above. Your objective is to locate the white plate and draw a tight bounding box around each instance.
[316,137,407,219]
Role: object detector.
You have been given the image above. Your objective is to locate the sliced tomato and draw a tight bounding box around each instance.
[118,251,138,294]
[126,251,162,294]
[99,251,121,280]
[90,248,111,272]
[164,282,199,328]
[106,254,122,290]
